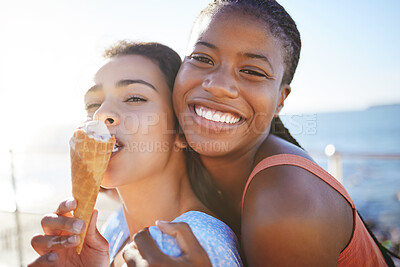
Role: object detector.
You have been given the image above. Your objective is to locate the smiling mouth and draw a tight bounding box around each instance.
[194,104,242,124]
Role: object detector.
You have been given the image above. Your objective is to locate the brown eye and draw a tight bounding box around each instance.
[240,68,273,80]
[125,96,147,102]
[189,55,214,65]
[240,69,266,78]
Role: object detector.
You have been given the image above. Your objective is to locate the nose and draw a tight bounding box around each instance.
[202,67,239,99]
[93,101,120,126]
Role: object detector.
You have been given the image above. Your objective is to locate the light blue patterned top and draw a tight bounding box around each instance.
[102,208,243,267]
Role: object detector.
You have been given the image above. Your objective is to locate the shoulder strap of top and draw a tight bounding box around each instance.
[241,154,355,215]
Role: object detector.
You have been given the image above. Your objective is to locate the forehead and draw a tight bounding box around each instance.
[94,55,163,84]
[87,54,172,101]
[190,10,282,56]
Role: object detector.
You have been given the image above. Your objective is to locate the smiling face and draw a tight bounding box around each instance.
[84,55,177,187]
[173,11,290,157]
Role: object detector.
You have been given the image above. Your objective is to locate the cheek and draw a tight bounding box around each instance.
[123,111,165,136]
[173,65,196,105]
[121,114,140,135]
[246,90,278,131]
[172,79,185,109]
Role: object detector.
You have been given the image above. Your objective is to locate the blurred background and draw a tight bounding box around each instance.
[0,0,399,266]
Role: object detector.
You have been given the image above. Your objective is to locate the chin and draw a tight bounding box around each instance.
[100,179,115,189]
[187,138,233,157]
[100,171,120,189]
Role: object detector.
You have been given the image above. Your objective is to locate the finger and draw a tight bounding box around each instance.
[122,242,138,267]
[133,228,166,262]
[27,253,59,267]
[123,242,153,267]
[83,209,109,253]
[41,214,85,235]
[155,221,204,254]
[31,234,80,255]
[55,198,76,216]
[156,221,212,266]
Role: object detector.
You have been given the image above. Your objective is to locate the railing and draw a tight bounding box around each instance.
[323,144,400,184]
[9,150,24,267]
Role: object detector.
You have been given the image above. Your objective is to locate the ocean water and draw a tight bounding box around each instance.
[0,105,399,236]
[281,104,400,233]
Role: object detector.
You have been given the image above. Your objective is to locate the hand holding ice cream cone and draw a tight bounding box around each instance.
[29,198,110,266]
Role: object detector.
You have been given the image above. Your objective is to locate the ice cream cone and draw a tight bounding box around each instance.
[70,128,115,254]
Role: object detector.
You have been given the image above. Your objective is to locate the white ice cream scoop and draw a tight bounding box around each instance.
[81,120,112,141]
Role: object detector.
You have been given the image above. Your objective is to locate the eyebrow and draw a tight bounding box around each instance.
[196,41,217,50]
[116,79,157,91]
[242,52,274,72]
[195,41,274,72]
[85,79,157,96]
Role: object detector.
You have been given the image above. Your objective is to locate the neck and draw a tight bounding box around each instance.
[199,133,268,215]
[117,151,207,237]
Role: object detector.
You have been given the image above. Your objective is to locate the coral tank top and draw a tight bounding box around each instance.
[241,154,387,266]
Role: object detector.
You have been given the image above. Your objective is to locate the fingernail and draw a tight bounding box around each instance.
[47,252,58,262]
[156,220,169,226]
[68,235,80,244]
[72,220,84,233]
[65,199,76,209]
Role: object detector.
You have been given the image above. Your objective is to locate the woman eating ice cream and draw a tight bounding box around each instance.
[28,41,243,267]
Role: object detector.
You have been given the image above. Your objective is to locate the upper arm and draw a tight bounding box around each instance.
[241,165,353,267]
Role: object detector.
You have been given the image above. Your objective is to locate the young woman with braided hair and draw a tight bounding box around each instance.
[125,0,391,266]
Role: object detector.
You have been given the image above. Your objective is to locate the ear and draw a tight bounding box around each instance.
[174,131,187,150]
[274,84,291,118]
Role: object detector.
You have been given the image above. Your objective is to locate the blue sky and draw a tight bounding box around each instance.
[281,0,400,112]
[0,0,399,150]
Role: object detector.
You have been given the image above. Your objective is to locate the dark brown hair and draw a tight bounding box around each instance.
[104,41,181,90]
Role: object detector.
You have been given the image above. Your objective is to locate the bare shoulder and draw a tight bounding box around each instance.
[242,135,353,266]
[255,134,314,164]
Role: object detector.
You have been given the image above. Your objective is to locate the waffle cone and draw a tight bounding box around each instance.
[70,129,115,254]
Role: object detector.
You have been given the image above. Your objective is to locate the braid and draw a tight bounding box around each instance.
[270,116,303,149]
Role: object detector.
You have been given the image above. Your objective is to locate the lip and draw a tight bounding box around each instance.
[110,136,124,158]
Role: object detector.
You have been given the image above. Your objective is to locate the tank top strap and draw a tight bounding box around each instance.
[241,154,355,216]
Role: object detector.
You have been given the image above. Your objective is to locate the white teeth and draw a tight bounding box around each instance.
[212,113,221,121]
[220,114,227,123]
[194,105,240,124]
[205,110,213,120]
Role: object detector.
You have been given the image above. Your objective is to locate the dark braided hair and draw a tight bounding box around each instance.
[270,116,302,148]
